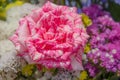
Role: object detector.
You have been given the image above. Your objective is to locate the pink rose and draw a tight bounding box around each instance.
[10,1,89,70]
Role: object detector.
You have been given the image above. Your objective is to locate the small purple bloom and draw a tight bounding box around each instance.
[115,0,120,5]
[84,4,120,75]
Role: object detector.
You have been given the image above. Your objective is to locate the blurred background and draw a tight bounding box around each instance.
[0,0,120,21]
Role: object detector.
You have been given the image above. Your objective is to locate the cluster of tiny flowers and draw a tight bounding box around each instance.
[87,15,120,72]
[83,4,120,76]
[82,4,110,21]
[85,63,99,77]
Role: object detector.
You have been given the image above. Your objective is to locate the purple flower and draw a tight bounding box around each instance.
[115,0,120,5]
[101,0,107,3]
[85,63,99,77]
[81,0,91,7]
[84,6,120,73]
[77,8,82,14]
[82,4,110,20]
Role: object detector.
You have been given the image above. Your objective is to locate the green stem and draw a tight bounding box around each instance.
[92,71,102,80]
[75,0,82,8]
[61,0,65,5]
[68,0,72,6]
[54,0,57,4]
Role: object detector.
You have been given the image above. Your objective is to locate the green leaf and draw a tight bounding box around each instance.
[107,1,120,21]
[0,7,6,20]
[21,64,36,77]
[61,0,65,5]
[109,75,120,80]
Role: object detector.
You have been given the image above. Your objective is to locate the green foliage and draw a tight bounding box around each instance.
[0,7,6,20]
[110,75,120,80]
[90,70,120,80]
[21,64,36,77]
[15,64,36,80]
[107,0,120,21]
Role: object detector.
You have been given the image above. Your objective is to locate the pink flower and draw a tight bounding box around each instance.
[10,1,88,70]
